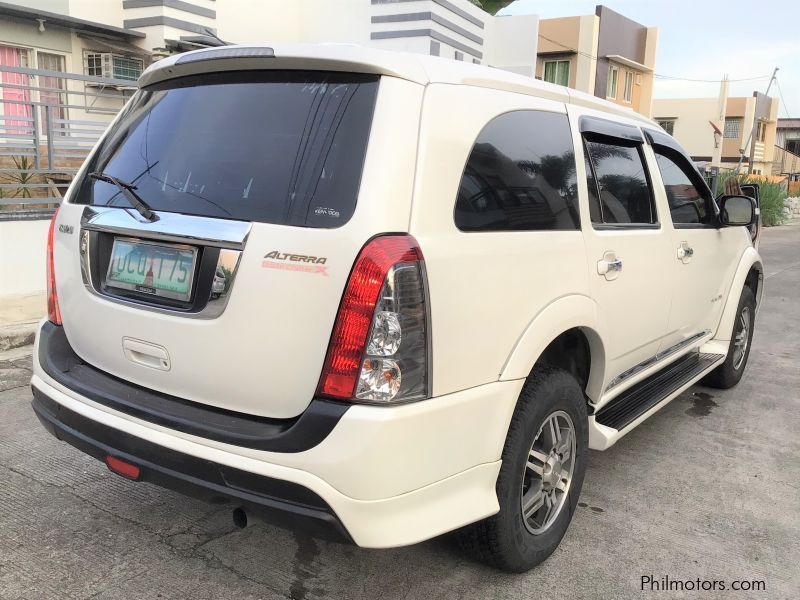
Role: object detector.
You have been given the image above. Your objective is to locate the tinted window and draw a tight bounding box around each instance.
[584,140,655,225]
[75,71,379,227]
[455,111,579,231]
[583,142,602,223]
[654,152,709,225]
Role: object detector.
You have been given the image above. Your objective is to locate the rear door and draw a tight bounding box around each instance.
[569,110,674,388]
[53,70,424,419]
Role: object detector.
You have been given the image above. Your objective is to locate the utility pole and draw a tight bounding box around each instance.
[737,66,779,174]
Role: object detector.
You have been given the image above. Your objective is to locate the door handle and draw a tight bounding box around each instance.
[122,337,171,371]
[677,242,694,263]
[597,252,622,280]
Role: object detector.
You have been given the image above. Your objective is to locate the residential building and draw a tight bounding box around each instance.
[653,92,779,175]
[776,118,800,155]
[536,5,658,116]
[774,118,800,179]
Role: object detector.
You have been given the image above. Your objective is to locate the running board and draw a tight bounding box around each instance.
[595,352,724,431]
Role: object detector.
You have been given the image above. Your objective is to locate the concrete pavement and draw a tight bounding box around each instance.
[1,224,798,599]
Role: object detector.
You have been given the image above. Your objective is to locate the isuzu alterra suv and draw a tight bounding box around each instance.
[31,45,762,572]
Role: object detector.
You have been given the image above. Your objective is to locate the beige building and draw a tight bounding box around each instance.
[536,5,658,117]
[653,92,779,175]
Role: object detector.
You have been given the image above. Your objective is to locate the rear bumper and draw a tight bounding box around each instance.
[31,321,523,547]
[32,387,352,543]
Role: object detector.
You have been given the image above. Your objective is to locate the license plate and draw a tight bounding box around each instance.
[106,238,197,302]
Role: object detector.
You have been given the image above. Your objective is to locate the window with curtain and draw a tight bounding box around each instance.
[606,65,618,99]
[623,71,633,103]
[0,45,33,135]
[37,52,67,138]
[543,60,570,87]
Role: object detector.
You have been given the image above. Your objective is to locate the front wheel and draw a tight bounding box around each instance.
[703,286,756,389]
[456,366,588,572]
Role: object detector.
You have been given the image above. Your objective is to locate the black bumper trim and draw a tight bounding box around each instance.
[31,387,354,544]
[37,321,349,452]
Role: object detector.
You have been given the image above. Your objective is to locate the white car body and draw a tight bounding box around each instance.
[31,44,762,553]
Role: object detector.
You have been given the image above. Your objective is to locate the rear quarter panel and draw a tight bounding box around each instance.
[410,84,590,397]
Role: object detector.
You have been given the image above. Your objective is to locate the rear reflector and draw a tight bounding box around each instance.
[105,455,141,480]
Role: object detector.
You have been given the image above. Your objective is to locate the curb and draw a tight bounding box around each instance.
[0,321,39,352]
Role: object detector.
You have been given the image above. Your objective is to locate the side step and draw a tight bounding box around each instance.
[595,352,724,431]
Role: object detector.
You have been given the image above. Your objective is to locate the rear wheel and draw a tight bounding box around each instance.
[703,286,756,389]
[456,366,588,572]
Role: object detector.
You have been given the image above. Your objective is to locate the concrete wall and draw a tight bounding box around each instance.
[487,14,538,75]
[0,219,48,297]
[652,97,719,159]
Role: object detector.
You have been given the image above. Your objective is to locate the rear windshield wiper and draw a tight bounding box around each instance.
[89,172,158,222]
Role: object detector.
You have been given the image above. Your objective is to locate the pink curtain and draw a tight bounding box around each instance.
[0,45,33,135]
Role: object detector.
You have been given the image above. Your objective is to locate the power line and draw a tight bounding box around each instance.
[774,78,792,117]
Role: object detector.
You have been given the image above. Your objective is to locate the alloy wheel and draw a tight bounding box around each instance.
[732,306,751,370]
[520,410,576,535]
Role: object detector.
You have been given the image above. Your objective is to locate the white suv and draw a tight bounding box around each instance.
[31,45,762,572]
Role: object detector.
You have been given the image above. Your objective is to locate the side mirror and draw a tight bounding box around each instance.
[718,195,757,227]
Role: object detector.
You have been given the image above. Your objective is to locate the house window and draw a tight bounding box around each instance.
[543,60,570,87]
[724,118,742,139]
[657,119,675,136]
[606,65,618,99]
[623,71,633,103]
[455,51,463,61]
[85,51,143,81]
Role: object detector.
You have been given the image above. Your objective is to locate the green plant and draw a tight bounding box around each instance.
[0,155,36,198]
[754,179,788,226]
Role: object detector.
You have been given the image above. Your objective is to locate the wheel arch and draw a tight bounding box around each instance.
[715,249,763,342]
[500,295,606,404]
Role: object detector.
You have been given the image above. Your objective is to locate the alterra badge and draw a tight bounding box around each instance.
[262,251,328,277]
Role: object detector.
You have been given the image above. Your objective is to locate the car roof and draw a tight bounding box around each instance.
[141,43,655,128]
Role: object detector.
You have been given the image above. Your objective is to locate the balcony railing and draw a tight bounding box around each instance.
[0,64,137,219]
[773,145,800,177]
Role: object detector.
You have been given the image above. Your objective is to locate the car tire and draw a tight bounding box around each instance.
[703,286,756,389]
[456,366,588,572]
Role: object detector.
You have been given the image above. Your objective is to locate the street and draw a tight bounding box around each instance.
[1,224,798,600]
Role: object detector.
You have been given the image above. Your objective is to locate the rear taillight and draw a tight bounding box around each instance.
[46,208,62,325]
[318,235,430,404]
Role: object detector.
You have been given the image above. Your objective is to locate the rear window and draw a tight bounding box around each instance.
[454,110,579,232]
[75,71,379,227]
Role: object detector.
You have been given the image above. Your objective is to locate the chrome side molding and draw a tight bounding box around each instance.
[605,330,711,392]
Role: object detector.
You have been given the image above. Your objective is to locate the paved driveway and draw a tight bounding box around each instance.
[1,224,798,599]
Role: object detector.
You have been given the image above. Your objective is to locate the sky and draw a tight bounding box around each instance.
[499,0,799,116]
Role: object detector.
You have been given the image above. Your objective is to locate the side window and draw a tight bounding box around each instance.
[455,111,579,232]
[654,151,710,225]
[584,139,656,225]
